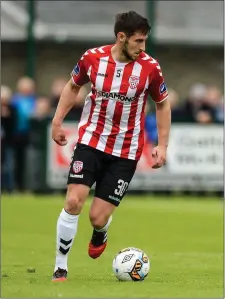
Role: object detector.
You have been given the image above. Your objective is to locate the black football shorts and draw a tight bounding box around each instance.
[67,143,137,206]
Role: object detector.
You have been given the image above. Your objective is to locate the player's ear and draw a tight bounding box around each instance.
[118,32,126,43]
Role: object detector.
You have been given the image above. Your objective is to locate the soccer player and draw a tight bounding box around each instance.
[51,11,171,281]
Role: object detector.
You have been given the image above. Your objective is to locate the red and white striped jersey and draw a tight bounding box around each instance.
[71,45,168,160]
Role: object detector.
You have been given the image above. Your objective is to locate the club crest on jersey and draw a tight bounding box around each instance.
[72,64,80,76]
[73,161,83,173]
[129,76,140,89]
[160,82,167,94]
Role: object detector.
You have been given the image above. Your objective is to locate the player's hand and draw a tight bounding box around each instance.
[151,145,167,169]
[51,122,68,146]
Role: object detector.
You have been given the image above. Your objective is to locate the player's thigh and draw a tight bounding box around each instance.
[95,157,138,207]
[67,143,100,188]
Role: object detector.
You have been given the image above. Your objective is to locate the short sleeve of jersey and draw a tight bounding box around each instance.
[70,53,90,87]
[148,64,169,103]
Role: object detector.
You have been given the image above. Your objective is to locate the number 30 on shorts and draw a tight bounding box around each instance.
[114,179,129,197]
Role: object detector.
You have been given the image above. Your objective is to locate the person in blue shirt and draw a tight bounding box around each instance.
[11,76,37,191]
[144,101,158,145]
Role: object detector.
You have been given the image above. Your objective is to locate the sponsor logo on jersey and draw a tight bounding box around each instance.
[95,72,108,77]
[72,64,80,76]
[129,75,140,89]
[159,82,167,94]
[73,161,83,173]
[97,91,137,104]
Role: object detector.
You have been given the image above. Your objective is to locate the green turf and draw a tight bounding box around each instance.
[1,194,223,298]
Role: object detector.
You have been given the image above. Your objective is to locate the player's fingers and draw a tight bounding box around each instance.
[152,157,166,169]
[152,163,160,169]
[152,148,157,157]
[152,158,160,168]
[159,159,166,167]
[53,137,67,146]
[59,135,67,145]
[155,152,161,163]
[57,140,68,146]
[60,134,67,144]
[157,152,166,163]
[53,138,61,145]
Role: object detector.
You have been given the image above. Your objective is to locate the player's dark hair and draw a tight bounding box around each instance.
[114,11,151,38]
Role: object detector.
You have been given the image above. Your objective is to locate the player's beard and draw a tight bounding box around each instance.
[122,40,135,61]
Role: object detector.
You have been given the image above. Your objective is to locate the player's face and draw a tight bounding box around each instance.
[122,32,148,61]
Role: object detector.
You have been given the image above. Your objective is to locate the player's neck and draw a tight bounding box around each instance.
[111,44,132,64]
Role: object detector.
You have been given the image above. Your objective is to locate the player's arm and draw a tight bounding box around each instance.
[148,65,171,168]
[52,54,90,146]
[155,97,171,148]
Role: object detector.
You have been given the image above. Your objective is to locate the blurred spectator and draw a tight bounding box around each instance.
[28,95,53,147]
[50,77,67,109]
[144,101,158,145]
[203,85,224,123]
[216,96,224,123]
[33,95,53,120]
[25,95,53,193]
[179,83,207,123]
[168,88,183,123]
[50,77,88,121]
[1,85,17,192]
[195,110,213,124]
[11,76,37,191]
[171,83,224,124]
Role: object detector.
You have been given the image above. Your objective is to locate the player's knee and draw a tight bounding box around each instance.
[64,195,83,214]
[64,187,83,214]
[89,211,108,229]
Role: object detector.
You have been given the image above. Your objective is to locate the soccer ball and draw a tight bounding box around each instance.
[112,247,150,281]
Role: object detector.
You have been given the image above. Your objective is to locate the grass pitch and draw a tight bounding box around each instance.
[2,194,223,298]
